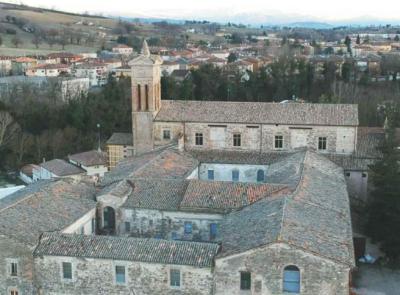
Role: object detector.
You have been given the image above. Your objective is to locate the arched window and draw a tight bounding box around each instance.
[145,84,149,110]
[283,265,300,293]
[137,84,141,111]
[257,169,265,182]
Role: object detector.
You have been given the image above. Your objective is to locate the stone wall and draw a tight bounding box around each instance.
[34,256,214,295]
[153,122,184,145]
[214,243,350,295]
[154,121,357,155]
[120,208,223,242]
[0,236,34,295]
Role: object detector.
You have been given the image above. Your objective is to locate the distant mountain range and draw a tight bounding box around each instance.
[116,11,400,28]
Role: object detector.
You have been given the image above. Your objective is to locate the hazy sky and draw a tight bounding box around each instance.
[7,0,400,22]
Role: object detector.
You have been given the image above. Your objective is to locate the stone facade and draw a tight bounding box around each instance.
[153,122,357,154]
[34,256,214,295]
[214,244,351,295]
[129,40,163,155]
[0,237,34,295]
[119,208,223,242]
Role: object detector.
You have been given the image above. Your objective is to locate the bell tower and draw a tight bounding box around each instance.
[128,40,163,155]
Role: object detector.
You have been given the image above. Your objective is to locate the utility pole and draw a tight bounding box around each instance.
[97,123,101,152]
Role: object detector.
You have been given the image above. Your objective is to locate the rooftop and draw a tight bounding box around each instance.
[219,151,355,266]
[40,159,85,176]
[68,150,107,167]
[106,132,133,146]
[155,100,359,126]
[0,179,96,246]
[34,232,219,268]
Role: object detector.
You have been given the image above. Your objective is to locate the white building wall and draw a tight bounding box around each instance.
[198,163,267,183]
[62,208,96,235]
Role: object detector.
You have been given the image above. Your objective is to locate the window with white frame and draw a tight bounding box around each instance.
[195,133,203,146]
[275,135,283,149]
[9,288,19,295]
[8,260,18,277]
[318,137,327,150]
[233,133,241,147]
[170,269,181,287]
[115,265,126,284]
[62,262,72,280]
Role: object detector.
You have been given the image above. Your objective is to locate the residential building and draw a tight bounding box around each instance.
[32,159,85,181]
[0,179,96,295]
[106,133,134,169]
[112,44,134,56]
[26,63,71,77]
[11,57,37,75]
[73,62,108,87]
[68,150,108,177]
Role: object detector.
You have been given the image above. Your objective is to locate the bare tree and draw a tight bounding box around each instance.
[11,35,23,48]
[0,111,18,149]
[32,33,42,49]
[13,131,33,167]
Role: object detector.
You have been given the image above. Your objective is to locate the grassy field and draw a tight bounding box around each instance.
[0,5,120,55]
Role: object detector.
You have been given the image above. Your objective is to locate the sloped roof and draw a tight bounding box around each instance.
[180,180,287,213]
[0,179,96,246]
[106,132,133,146]
[219,151,355,267]
[40,159,85,176]
[122,179,188,211]
[68,150,107,167]
[155,100,359,126]
[34,232,219,268]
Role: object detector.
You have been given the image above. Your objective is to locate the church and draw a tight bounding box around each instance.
[0,41,373,295]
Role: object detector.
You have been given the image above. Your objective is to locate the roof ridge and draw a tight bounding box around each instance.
[278,150,308,241]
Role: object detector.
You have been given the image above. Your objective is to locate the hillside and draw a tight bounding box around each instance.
[0,1,120,55]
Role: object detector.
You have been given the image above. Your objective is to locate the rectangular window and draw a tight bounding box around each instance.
[240,271,251,290]
[10,290,18,295]
[233,133,241,147]
[125,222,131,232]
[10,262,18,277]
[91,218,96,234]
[195,133,203,146]
[170,269,181,287]
[210,223,218,240]
[318,137,327,150]
[208,169,214,180]
[115,265,126,284]
[275,135,283,149]
[163,129,171,140]
[184,221,192,234]
[62,262,72,280]
[232,170,239,182]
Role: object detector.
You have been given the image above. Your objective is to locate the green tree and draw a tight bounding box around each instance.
[367,107,400,261]
[344,35,352,55]
[227,52,238,63]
